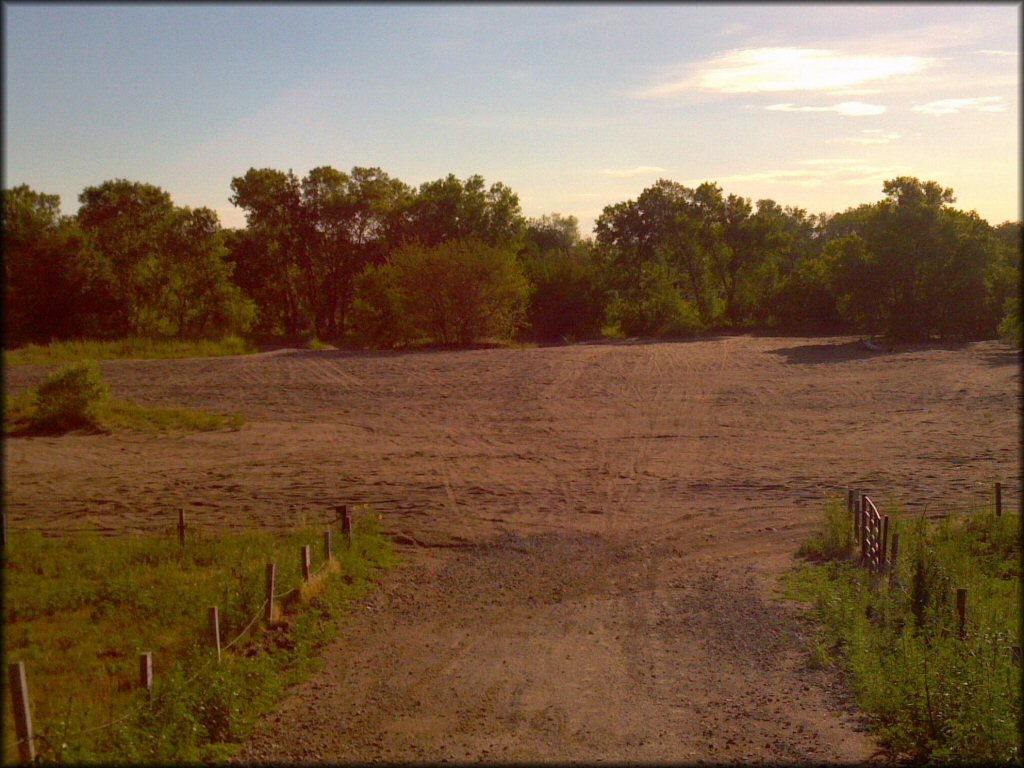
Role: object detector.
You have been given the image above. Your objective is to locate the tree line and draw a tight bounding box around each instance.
[4,169,1021,348]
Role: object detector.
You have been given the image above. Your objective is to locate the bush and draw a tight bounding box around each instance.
[609,263,703,338]
[521,249,607,341]
[997,297,1022,348]
[350,263,414,348]
[30,362,109,433]
[353,238,531,347]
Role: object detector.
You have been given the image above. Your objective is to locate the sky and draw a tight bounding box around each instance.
[3,3,1020,235]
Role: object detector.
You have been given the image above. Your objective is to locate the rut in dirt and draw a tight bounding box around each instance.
[240,531,876,764]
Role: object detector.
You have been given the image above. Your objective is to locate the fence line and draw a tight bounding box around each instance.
[4,509,356,763]
[846,481,1018,645]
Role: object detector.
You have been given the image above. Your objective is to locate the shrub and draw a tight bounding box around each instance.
[521,249,607,341]
[30,362,109,433]
[350,263,414,348]
[997,297,1022,348]
[609,263,704,338]
[353,238,531,347]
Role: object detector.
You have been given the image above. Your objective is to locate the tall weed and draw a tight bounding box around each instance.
[786,502,1021,763]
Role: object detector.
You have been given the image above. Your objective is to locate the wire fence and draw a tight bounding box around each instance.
[3,509,356,764]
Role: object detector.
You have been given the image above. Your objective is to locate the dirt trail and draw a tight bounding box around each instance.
[4,336,1018,762]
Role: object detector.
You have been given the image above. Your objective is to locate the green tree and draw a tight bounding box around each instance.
[353,239,530,346]
[520,215,608,341]
[76,179,176,335]
[403,174,525,249]
[229,168,308,337]
[826,178,1004,340]
[145,207,256,338]
[594,180,719,331]
[3,185,113,344]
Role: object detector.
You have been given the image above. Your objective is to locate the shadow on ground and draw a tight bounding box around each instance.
[771,340,973,366]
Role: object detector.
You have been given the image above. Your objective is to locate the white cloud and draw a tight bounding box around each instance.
[911,96,1007,115]
[599,165,666,177]
[720,23,749,37]
[765,101,887,117]
[825,88,885,97]
[685,158,914,189]
[833,129,902,145]
[635,47,932,99]
[977,49,1018,57]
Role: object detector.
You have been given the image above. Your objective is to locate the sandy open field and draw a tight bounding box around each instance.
[3,335,1019,762]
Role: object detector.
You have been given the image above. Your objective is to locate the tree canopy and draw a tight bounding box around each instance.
[5,171,1021,349]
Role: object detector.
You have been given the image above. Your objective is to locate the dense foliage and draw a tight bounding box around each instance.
[789,499,1020,763]
[4,172,1021,349]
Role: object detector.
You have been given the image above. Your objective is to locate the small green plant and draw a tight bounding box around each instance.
[306,337,336,351]
[796,496,852,560]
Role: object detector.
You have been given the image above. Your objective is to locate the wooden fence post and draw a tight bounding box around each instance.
[859,496,868,565]
[851,489,860,551]
[265,564,276,622]
[890,533,900,573]
[995,482,1002,516]
[209,606,221,661]
[2,508,7,548]
[881,515,890,572]
[7,661,35,763]
[177,509,186,548]
[341,505,353,548]
[324,530,333,561]
[139,652,153,695]
[301,546,311,582]
[956,588,967,640]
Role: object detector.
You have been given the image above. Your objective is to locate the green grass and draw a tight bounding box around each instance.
[2,509,396,764]
[4,363,243,436]
[785,498,1021,764]
[5,336,255,367]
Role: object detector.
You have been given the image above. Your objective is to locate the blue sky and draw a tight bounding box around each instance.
[4,3,1020,234]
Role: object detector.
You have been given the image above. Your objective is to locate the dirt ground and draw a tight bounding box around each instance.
[4,335,1019,762]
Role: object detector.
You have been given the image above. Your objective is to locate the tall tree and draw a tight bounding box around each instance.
[3,185,112,343]
[403,174,525,249]
[229,168,307,336]
[76,179,175,335]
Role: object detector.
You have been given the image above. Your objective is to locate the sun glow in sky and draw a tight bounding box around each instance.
[3,3,1020,234]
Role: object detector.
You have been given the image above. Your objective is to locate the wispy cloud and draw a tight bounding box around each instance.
[685,158,914,189]
[911,96,1006,115]
[635,47,932,99]
[825,88,884,97]
[833,129,902,145]
[765,101,887,117]
[720,23,749,37]
[599,165,666,177]
[977,49,1018,57]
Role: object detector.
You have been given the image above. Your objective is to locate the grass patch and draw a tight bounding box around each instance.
[99,400,244,434]
[2,509,396,763]
[305,337,336,351]
[785,498,1021,763]
[4,363,243,436]
[5,336,255,367]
